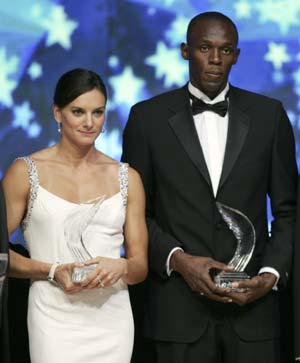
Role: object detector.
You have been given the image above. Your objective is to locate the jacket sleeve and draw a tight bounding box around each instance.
[121,104,183,278]
[263,102,298,287]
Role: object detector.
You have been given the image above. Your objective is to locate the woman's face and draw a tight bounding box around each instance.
[54,88,106,146]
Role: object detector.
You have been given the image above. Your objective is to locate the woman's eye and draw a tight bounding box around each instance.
[94,109,104,116]
[72,109,83,116]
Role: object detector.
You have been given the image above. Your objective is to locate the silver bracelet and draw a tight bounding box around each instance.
[47,261,61,284]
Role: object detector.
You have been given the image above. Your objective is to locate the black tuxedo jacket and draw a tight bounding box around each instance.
[0,183,10,362]
[122,84,298,343]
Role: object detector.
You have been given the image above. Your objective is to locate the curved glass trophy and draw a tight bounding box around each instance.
[64,195,105,283]
[0,253,8,298]
[214,202,256,292]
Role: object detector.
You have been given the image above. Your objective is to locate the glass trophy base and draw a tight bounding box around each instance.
[72,264,98,283]
[214,271,250,292]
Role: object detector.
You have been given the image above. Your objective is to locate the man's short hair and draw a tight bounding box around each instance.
[187,12,239,46]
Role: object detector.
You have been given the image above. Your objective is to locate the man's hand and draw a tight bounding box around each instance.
[170,250,233,303]
[227,273,277,305]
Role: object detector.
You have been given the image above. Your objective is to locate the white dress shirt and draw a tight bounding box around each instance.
[166,82,279,287]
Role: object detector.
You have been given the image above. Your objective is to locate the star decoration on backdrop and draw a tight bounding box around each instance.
[27,122,42,138]
[12,101,35,129]
[28,62,43,80]
[165,16,189,46]
[95,129,122,160]
[264,42,291,70]
[0,47,19,107]
[234,0,252,19]
[145,41,188,87]
[254,0,300,35]
[41,5,78,49]
[108,56,120,69]
[272,71,284,84]
[293,67,300,85]
[108,66,145,106]
[126,0,195,16]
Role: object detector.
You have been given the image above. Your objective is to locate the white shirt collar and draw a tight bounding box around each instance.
[188,82,229,104]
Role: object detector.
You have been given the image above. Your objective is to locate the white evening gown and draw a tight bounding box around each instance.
[19,156,134,363]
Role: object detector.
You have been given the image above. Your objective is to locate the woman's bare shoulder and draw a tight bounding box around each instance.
[29,146,56,162]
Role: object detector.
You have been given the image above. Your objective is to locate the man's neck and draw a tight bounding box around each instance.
[188,82,229,103]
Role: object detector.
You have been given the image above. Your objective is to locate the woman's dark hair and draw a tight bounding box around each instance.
[53,68,107,108]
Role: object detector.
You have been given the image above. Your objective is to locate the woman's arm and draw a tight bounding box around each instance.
[122,167,148,285]
[3,159,51,279]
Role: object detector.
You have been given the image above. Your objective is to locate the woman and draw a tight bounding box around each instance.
[3,68,148,363]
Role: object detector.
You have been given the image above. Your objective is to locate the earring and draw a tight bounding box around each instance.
[57,123,61,133]
[101,127,105,133]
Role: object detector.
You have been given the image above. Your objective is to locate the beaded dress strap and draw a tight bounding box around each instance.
[118,163,129,207]
[17,156,39,231]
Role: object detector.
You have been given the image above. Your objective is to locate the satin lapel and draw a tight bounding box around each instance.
[218,91,250,190]
[168,99,211,186]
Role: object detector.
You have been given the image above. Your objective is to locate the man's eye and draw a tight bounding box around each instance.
[200,45,209,52]
[222,48,232,55]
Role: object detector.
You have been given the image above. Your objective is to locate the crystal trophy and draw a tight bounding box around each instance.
[0,253,8,298]
[64,195,105,283]
[213,202,256,292]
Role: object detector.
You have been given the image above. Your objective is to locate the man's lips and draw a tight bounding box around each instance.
[205,71,223,78]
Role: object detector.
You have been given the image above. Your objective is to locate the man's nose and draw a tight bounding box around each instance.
[209,48,222,64]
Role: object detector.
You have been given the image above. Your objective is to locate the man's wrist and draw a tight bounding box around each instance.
[170,249,186,272]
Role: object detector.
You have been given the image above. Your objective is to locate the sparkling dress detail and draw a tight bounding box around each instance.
[19,156,133,363]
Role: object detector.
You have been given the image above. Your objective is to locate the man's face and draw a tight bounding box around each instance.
[181,18,240,99]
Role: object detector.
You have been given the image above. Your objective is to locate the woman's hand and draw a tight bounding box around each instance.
[81,257,128,289]
[54,262,86,294]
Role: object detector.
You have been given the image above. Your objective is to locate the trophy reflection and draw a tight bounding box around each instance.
[64,195,105,283]
[214,202,256,292]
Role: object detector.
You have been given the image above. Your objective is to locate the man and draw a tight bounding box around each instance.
[122,12,298,363]
[294,178,300,361]
[0,182,10,363]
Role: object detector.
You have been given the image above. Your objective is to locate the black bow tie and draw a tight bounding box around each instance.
[190,95,228,117]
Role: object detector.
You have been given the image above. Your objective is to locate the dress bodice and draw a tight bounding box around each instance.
[19,156,129,264]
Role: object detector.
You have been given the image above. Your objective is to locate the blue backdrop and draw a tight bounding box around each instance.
[0,0,299,241]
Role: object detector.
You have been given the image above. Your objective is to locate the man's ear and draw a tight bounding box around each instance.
[181,42,189,60]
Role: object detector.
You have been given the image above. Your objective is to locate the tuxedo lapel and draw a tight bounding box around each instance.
[168,88,212,186]
[218,88,250,190]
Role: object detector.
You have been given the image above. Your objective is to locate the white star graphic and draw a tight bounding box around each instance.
[95,128,122,160]
[292,67,300,85]
[234,0,252,19]
[0,47,19,107]
[108,56,120,69]
[12,102,35,129]
[272,70,284,84]
[145,41,188,87]
[254,0,300,35]
[108,66,145,106]
[28,62,43,80]
[41,5,78,50]
[165,16,189,46]
[27,122,42,138]
[264,42,291,70]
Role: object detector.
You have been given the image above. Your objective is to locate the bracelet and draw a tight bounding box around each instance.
[47,261,61,284]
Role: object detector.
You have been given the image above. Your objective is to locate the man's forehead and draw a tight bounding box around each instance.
[189,19,237,43]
